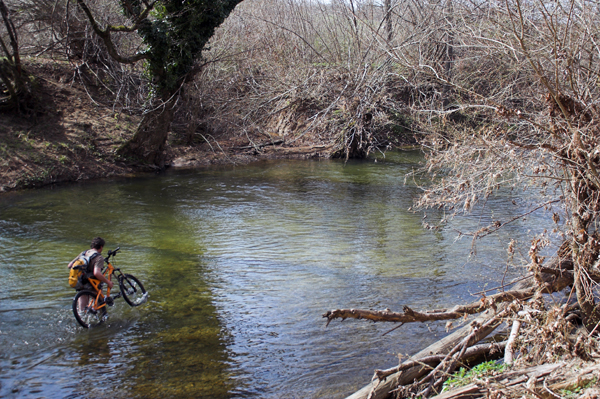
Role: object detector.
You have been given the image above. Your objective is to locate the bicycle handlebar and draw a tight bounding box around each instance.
[105,247,121,261]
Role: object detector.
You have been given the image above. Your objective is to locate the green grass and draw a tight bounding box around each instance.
[559,377,598,399]
[442,360,508,392]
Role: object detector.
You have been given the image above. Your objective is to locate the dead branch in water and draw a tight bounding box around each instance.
[323,269,573,327]
[415,310,509,397]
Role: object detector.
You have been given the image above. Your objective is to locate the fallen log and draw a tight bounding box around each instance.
[349,309,506,399]
[263,144,334,155]
[428,383,482,399]
[431,361,600,399]
[418,309,511,397]
[548,362,600,391]
[374,341,507,381]
[232,139,285,151]
[429,362,566,399]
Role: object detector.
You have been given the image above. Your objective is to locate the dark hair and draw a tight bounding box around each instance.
[90,237,105,250]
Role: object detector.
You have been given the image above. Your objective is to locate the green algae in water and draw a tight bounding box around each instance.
[0,179,236,399]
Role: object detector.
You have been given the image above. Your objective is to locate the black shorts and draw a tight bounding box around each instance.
[75,275,97,292]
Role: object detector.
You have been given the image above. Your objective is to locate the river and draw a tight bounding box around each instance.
[0,150,553,398]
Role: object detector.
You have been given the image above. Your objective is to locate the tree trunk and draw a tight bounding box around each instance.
[384,0,393,45]
[0,0,32,112]
[117,97,176,167]
[569,175,600,331]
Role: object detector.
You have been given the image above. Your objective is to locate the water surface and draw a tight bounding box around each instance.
[0,151,553,398]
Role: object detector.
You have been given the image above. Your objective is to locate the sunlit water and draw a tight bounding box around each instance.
[0,151,555,398]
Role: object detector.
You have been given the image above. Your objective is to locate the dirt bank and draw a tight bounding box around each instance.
[0,60,349,193]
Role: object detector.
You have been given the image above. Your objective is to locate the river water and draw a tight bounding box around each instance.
[0,151,553,398]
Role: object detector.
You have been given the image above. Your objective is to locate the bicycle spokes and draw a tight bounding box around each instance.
[73,291,104,328]
[119,274,148,307]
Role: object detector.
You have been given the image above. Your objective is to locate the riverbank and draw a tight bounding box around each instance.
[0,60,373,193]
[331,264,600,399]
[4,61,599,399]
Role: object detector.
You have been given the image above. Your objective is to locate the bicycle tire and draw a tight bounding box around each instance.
[73,290,104,328]
[119,274,147,307]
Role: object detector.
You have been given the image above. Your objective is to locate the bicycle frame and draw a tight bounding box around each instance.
[82,248,123,312]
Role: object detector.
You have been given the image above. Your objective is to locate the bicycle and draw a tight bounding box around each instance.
[72,247,148,328]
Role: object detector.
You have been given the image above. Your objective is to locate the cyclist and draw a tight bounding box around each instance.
[69,237,114,319]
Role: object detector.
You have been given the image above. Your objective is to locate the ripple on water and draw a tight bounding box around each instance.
[0,155,557,399]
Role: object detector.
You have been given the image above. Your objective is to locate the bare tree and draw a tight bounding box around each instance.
[70,0,245,166]
[321,2,600,396]
[394,0,600,330]
[0,0,32,112]
[176,0,416,159]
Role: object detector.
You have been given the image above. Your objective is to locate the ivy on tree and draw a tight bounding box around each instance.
[76,0,244,165]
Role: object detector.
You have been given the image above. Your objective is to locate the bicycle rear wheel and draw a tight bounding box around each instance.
[73,290,104,328]
[119,274,147,307]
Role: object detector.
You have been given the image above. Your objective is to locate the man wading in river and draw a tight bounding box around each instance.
[69,237,114,319]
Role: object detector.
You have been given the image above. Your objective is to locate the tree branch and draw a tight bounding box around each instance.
[74,0,148,64]
[324,269,573,326]
[374,341,506,381]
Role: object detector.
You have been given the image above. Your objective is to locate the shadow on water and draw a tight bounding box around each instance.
[0,151,556,398]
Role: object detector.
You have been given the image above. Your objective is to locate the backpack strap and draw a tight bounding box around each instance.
[83,251,100,275]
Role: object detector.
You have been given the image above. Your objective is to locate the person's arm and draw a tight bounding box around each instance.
[93,258,114,288]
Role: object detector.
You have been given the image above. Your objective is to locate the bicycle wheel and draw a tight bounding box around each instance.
[73,290,104,328]
[119,274,147,307]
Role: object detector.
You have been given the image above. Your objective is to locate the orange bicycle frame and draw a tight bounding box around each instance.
[85,261,115,311]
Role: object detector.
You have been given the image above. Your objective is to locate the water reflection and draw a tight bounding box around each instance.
[0,151,554,398]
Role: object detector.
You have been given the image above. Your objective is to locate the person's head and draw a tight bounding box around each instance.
[90,237,105,251]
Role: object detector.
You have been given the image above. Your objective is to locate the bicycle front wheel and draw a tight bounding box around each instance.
[73,290,104,328]
[119,274,147,307]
